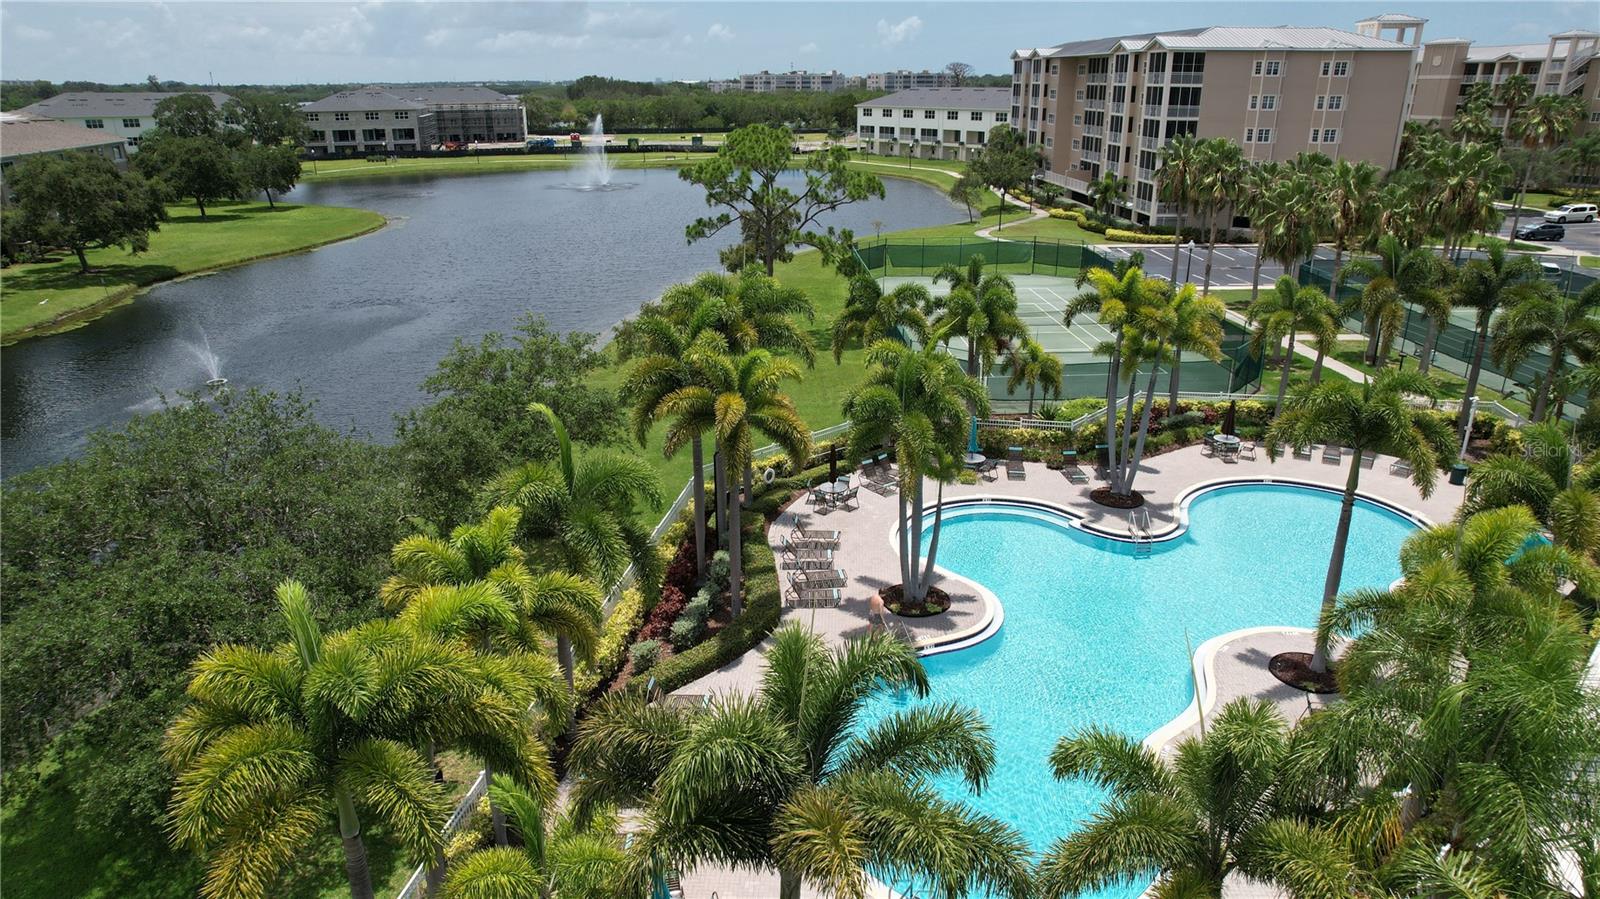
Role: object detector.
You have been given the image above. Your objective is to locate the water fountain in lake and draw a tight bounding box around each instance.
[182,330,227,388]
[571,114,630,191]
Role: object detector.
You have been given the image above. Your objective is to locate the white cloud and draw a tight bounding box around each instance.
[477,29,592,52]
[876,15,922,47]
[798,41,818,54]
[9,22,52,42]
[291,6,373,53]
[706,22,734,42]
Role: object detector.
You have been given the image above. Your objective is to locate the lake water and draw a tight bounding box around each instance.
[1,167,960,474]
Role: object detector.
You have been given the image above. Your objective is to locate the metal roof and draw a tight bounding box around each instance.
[383,86,519,105]
[1018,24,1411,57]
[301,89,428,112]
[1356,13,1428,23]
[1465,42,1557,62]
[15,91,232,119]
[857,88,1012,110]
[1,117,128,158]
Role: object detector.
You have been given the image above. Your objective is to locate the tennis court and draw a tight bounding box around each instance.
[878,274,1261,406]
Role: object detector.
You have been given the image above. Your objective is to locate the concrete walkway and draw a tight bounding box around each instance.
[1223,307,1372,384]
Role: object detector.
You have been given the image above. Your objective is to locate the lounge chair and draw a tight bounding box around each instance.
[786,579,843,608]
[1064,463,1090,484]
[792,568,847,589]
[1293,444,1314,461]
[795,527,840,544]
[1322,445,1343,464]
[1389,458,1413,476]
[981,459,1000,481]
[785,530,837,551]
[1360,451,1377,469]
[1006,446,1026,480]
[1239,441,1257,461]
[782,547,834,570]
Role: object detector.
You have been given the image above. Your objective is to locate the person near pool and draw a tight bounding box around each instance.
[869,591,889,633]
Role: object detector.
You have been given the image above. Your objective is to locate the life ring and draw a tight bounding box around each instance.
[762,467,777,485]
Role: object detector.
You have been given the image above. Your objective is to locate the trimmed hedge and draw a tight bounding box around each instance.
[1106,228,1172,244]
[573,586,645,696]
[637,515,782,695]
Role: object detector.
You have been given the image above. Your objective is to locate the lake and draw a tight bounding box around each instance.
[1,167,961,474]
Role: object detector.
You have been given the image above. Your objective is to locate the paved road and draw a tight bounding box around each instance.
[1493,211,1600,258]
[1100,242,1286,290]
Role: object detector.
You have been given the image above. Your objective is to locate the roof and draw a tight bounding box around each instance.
[1,117,127,158]
[383,86,519,105]
[1465,42,1555,63]
[301,89,428,112]
[857,88,1012,110]
[1357,13,1428,23]
[1018,24,1412,57]
[15,91,232,119]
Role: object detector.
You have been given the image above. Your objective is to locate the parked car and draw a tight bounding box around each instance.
[1516,222,1566,242]
[1544,203,1597,223]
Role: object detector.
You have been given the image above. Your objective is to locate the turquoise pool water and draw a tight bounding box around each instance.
[866,483,1417,897]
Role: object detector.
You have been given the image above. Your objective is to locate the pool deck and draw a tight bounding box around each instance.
[671,443,1461,899]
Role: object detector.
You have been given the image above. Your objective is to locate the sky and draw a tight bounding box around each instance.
[1,1,1595,85]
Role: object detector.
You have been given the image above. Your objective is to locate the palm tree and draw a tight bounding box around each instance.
[656,342,810,615]
[948,169,985,223]
[1162,277,1227,416]
[657,268,817,365]
[1324,159,1380,298]
[1343,233,1445,368]
[1248,277,1339,418]
[485,402,663,589]
[1264,370,1448,672]
[843,340,987,604]
[1451,238,1544,437]
[1157,134,1204,283]
[1063,264,1157,497]
[1451,85,1497,145]
[1496,73,1535,142]
[569,625,1033,899]
[1087,172,1129,221]
[623,315,712,576]
[1194,138,1245,296]
[1561,132,1600,197]
[1259,160,1330,295]
[1038,698,1350,898]
[1505,93,1584,240]
[1492,280,1600,421]
[1001,337,1062,415]
[1235,160,1281,306]
[830,275,931,362]
[930,254,1025,449]
[441,781,628,899]
[1461,422,1600,556]
[164,581,562,899]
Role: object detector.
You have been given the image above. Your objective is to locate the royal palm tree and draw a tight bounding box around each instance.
[164,581,564,899]
[1038,698,1350,898]
[1461,421,1600,556]
[623,315,713,575]
[441,782,628,899]
[1325,159,1380,297]
[1063,264,1157,496]
[1157,134,1204,283]
[570,625,1033,899]
[1087,172,1129,221]
[1194,138,1245,296]
[843,340,986,604]
[1265,370,1448,672]
[1001,337,1062,415]
[931,254,1025,450]
[1505,93,1584,240]
[1235,160,1281,306]
[1492,280,1600,421]
[1451,238,1544,437]
[1344,233,1445,368]
[831,275,931,362]
[1496,73,1535,142]
[656,342,810,615]
[1248,277,1339,418]
[485,403,663,590]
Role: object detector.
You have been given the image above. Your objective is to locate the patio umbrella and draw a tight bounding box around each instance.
[828,444,838,482]
[1221,400,1237,437]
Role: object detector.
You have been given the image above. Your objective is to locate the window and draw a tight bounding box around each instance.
[924,109,936,119]
[334,112,350,122]
[970,111,983,120]
[1260,95,1276,110]
[1050,63,1059,75]
[362,128,386,141]
[364,111,380,121]
[1590,110,1600,123]
[222,114,237,126]
[1245,127,1272,143]
[1075,89,1085,100]
[860,125,875,136]
[1322,128,1339,143]
[995,112,1008,123]
[1078,64,1087,75]
[902,109,913,118]
[305,113,320,122]
[1071,138,1081,150]
[1047,113,1055,124]
[1073,114,1082,125]
[1049,88,1057,99]
[862,107,872,116]
[395,110,410,120]
[920,128,937,139]
[308,130,326,142]
[1253,60,1281,76]
[947,110,959,120]
[1045,136,1053,147]
[84,118,104,129]
[332,129,356,142]
[1321,60,1351,77]
[122,118,141,128]
[1326,95,1343,110]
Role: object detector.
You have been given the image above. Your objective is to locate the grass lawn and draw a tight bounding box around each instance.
[985,214,1106,243]
[1508,190,1598,211]
[847,155,966,192]
[1330,339,1534,418]
[1580,255,1600,269]
[1256,351,1354,400]
[1,200,384,343]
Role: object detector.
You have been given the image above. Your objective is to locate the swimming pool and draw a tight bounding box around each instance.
[866,482,1418,897]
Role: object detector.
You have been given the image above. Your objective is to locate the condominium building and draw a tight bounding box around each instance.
[1,113,130,197]
[737,70,857,92]
[855,88,1012,162]
[299,86,525,154]
[12,91,234,152]
[865,70,954,91]
[1403,24,1600,135]
[1012,22,1416,226]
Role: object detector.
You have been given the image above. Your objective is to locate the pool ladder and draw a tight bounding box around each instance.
[1129,508,1153,557]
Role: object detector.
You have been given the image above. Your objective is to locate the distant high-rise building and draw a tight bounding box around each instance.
[855,88,1012,162]
[736,70,857,92]
[866,70,954,91]
[1401,21,1600,136]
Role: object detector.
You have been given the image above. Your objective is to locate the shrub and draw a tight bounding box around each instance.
[628,639,661,674]
[1079,217,1109,234]
[1105,228,1171,244]
[639,585,686,642]
[1047,208,1075,220]
[661,540,697,597]
[1046,397,1104,422]
[1163,410,1206,431]
[669,616,704,651]
[708,550,731,593]
[573,587,646,696]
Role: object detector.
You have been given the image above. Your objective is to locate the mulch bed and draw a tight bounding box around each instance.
[1090,486,1146,509]
[880,583,951,618]
[1268,651,1340,694]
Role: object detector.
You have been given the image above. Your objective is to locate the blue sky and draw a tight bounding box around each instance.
[2,1,1594,85]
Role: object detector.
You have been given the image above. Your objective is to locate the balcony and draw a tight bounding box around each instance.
[1114,71,1129,84]
[1083,124,1104,137]
[1146,71,1167,85]
[1137,167,1156,181]
[1111,102,1126,114]
[1167,105,1200,118]
[1085,99,1106,111]
[1081,150,1103,163]
[1139,135,1162,150]
[1135,198,1153,213]
[1170,71,1204,85]
[1141,104,1162,118]
[1087,73,1108,84]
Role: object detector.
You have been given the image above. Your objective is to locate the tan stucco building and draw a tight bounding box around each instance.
[855,88,1012,162]
[1405,26,1600,137]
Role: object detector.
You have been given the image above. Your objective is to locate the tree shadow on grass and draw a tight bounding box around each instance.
[2,261,183,295]
[163,211,247,224]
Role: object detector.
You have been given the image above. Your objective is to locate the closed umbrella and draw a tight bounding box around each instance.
[1221,400,1237,437]
[828,444,838,483]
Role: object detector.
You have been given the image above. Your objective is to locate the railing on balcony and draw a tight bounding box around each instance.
[1114,71,1129,84]
[1087,72,1108,84]
[1081,150,1102,163]
[1085,99,1106,111]
[1135,198,1153,212]
[1110,102,1126,114]
[1083,124,1104,137]
[1167,105,1200,118]
[1142,104,1161,118]
[1137,167,1156,181]
[1170,71,1204,85]
[1139,135,1161,151]
[1146,71,1167,85]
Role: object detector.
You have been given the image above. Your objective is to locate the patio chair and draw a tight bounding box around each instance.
[1293,444,1315,461]
[981,459,1000,481]
[1064,463,1090,484]
[787,580,843,608]
[793,568,847,590]
[1322,445,1343,464]
[1360,451,1377,469]
[1201,431,1217,456]
[833,485,860,512]
[1389,458,1413,476]
[786,529,838,551]
[1239,441,1257,461]
[1220,444,1238,464]
[1006,446,1026,480]
[782,546,833,570]
[795,527,840,544]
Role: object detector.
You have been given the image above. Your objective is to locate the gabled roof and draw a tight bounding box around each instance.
[1356,13,1428,24]
[15,91,232,119]
[1465,43,1555,63]
[1017,24,1412,58]
[1,117,128,158]
[383,86,519,105]
[301,89,427,112]
[856,88,1012,111]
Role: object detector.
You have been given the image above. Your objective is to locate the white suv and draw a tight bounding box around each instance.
[1544,203,1597,223]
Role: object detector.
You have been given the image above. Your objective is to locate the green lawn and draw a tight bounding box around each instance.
[1330,339,1534,417]
[1,200,385,343]
[984,214,1106,243]
[1580,255,1600,269]
[1508,190,1598,212]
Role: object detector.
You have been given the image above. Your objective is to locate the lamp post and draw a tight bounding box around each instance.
[1458,395,1480,462]
[1183,240,1196,284]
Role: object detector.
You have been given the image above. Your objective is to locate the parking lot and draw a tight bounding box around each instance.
[1496,209,1600,259]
